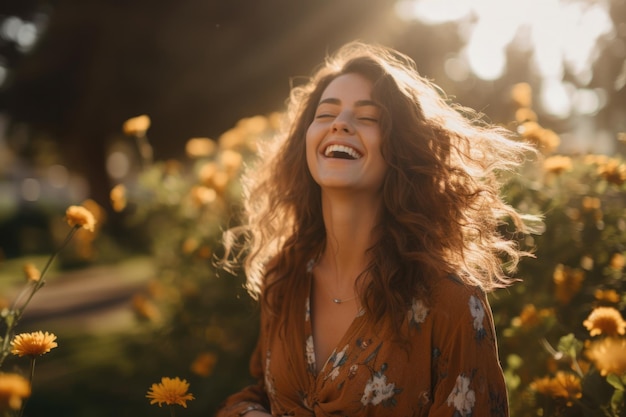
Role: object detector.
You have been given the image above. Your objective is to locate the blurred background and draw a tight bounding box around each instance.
[0,0,625,416]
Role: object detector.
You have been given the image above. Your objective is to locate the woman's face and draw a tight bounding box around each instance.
[306,73,387,196]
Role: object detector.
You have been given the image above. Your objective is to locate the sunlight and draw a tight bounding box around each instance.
[394,0,615,118]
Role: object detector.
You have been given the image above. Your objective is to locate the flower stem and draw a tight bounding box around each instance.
[169,405,176,417]
[17,357,36,417]
[0,226,79,367]
[14,226,79,320]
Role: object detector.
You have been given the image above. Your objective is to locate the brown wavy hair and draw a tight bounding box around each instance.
[223,41,538,328]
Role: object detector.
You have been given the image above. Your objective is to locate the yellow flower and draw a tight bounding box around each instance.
[186,137,216,158]
[581,196,601,212]
[583,307,626,337]
[23,263,40,282]
[110,184,127,212]
[122,114,151,137]
[190,352,218,377]
[553,264,584,305]
[517,121,560,154]
[610,253,625,270]
[219,149,243,175]
[584,154,609,166]
[65,205,96,232]
[543,155,573,175]
[190,186,217,207]
[594,289,621,304]
[146,377,194,408]
[597,158,626,185]
[586,337,626,376]
[511,304,552,329]
[0,373,31,411]
[132,295,161,322]
[11,331,58,357]
[530,371,582,405]
[514,107,537,123]
[511,82,532,108]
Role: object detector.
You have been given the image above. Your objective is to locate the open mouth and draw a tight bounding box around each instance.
[323,144,362,160]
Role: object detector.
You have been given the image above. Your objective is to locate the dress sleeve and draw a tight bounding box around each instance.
[214,330,270,417]
[428,288,509,417]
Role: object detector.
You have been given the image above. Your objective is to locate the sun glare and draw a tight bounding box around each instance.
[394,0,615,119]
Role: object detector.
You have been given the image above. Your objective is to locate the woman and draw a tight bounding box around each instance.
[216,41,536,417]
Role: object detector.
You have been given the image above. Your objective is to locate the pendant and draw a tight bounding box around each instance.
[333,298,342,304]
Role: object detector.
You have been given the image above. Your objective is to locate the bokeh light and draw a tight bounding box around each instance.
[394,0,615,118]
[106,151,131,180]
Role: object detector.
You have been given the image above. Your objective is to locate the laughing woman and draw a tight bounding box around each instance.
[216,41,537,417]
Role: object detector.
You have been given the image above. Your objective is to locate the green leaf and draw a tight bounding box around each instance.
[606,373,625,391]
[611,389,624,415]
[557,333,583,359]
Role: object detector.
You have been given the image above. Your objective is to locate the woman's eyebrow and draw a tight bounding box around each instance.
[317,98,380,108]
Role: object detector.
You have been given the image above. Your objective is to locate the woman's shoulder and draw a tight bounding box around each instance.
[434,274,486,301]
[410,274,488,324]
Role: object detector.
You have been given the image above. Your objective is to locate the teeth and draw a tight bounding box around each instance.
[324,144,362,159]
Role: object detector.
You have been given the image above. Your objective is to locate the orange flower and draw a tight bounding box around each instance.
[110,184,127,212]
[123,114,151,137]
[146,377,194,408]
[543,155,573,175]
[594,289,621,304]
[512,304,552,329]
[597,158,626,185]
[190,352,218,377]
[553,264,584,305]
[581,196,601,212]
[514,107,537,123]
[132,294,161,322]
[22,263,40,282]
[219,149,243,175]
[517,122,560,154]
[186,137,216,158]
[530,371,582,405]
[0,373,31,411]
[583,307,626,337]
[511,82,532,108]
[610,253,625,270]
[65,205,96,232]
[11,331,58,357]
[190,186,217,207]
[586,337,626,376]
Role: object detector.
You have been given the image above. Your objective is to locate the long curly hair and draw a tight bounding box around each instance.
[223,41,537,328]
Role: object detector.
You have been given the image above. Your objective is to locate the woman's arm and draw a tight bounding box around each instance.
[429,288,509,417]
[215,335,271,417]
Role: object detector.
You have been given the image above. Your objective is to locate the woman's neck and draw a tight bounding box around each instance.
[318,190,382,284]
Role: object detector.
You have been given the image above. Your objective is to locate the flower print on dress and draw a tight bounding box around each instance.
[408,298,429,328]
[305,335,316,375]
[348,364,359,379]
[264,350,277,399]
[446,374,476,417]
[325,344,349,381]
[356,337,373,350]
[305,297,311,322]
[361,363,402,407]
[468,295,487,340]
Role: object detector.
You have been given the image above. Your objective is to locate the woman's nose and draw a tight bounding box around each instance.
[331,115,354,134]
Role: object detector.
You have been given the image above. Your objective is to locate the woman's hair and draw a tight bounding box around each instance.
[223,41,537,327]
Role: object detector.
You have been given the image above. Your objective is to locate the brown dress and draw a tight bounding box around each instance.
[216,274,509,417]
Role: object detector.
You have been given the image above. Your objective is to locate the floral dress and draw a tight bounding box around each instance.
[215,275,509,417]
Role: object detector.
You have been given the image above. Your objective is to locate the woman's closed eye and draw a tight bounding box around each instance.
[357,116,379,123]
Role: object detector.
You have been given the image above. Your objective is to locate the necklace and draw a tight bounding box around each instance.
[308,259,359,305]
[331,295,357,304]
